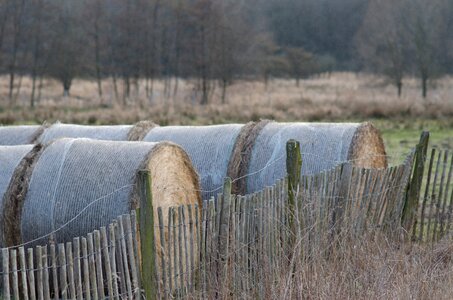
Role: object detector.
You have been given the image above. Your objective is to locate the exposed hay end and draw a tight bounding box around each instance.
[29,122,50,144]
[2,144,44,247]
[128,120,158,141]
[348,121,388,169]
[227,119,273,195]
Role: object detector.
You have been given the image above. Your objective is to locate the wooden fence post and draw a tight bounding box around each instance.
[137,170,157,300]
[218,177,232,285]
[286,140,302,248]
[2,248,10,300]
[401,131,429,235]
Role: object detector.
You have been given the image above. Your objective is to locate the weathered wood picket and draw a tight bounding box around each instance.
[1,212,141,300]
[412,147,453,243]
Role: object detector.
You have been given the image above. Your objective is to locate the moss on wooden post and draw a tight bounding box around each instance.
[286,139,302,245]
[402,131,429,236]
[137,170,157,300]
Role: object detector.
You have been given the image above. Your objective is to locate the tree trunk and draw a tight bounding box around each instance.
[123,76,130,106]
[37,76,43,103]
[94,2,103,98]
[397,81,402,97]
[14,74,23,104]
[63,79,71,97]
[8,0,26,105]
[422,75,428,98]
[201,76,209,105]
[173,77,179,97]
[221,79,227,104]
[8,71,15,105]
[0,3,9,74]
[31,75,37,108]
[112,74,119,103]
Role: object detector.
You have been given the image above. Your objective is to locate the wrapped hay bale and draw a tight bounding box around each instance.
[1,138,201,253]
[0,145,37,248]
[245,122,387,194]
[0,125,45,145]
[144,124,245,200]
[38,121,156,143]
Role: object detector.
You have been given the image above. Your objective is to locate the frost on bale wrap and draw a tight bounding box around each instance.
[0,145,35,247]
[3,138,200,249]
[38,123,133,143]
[144,124,244,200]
[246,122,387,194]
[0,125,45,145]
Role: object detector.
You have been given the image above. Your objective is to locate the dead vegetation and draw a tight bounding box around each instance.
[0,73,453,126]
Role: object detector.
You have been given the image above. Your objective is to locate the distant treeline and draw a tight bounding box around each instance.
[0,0,452,105]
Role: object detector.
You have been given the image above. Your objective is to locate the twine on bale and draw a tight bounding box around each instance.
[1,144,44,247]
[227,119,271,195]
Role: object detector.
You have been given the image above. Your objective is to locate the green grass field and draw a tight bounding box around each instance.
[366,119,453,165]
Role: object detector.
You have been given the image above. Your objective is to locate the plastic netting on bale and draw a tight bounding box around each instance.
[20,139,151,246]
[0,145,34,247]
[144,124,243,200]
[0,125,43,145]
[246,122,386,194]
[17,138,200,249]
[38,123,133,143]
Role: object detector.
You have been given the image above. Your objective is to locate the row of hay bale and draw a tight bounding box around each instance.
[0,121,387,200]
[0,139,201,249]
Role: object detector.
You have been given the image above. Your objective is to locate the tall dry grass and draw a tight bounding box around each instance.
[1,73,453,125]
[189,230,453,300]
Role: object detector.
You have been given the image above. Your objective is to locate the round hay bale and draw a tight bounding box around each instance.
[227,120,271,195]
[144,124,244,200]
[246,121,387,194]
[0,145,36,248]
[38,123,134,143]
[0,125,45,145]
[2,138,200,253]
[127,120,158,141]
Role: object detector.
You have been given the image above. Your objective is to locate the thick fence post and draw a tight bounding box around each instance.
[286,140,302,248]
[402,131,429,236]
[138,170,157,300]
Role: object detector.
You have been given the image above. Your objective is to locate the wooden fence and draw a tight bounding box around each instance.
[1,212,141,300]
[412,146,453,243]
[1,134,440,299]
[154,142,416,299]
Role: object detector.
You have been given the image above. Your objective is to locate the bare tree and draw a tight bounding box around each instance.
[0,0,10,71]
[403,0,448,98]
[29,0,44,107]
[356,0,408,97]
[285,47,316,86]
[7,0,26,104]
[46,0,86,97]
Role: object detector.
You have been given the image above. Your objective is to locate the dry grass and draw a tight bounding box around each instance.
[190,232,453,300]
[1,73,453,126]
